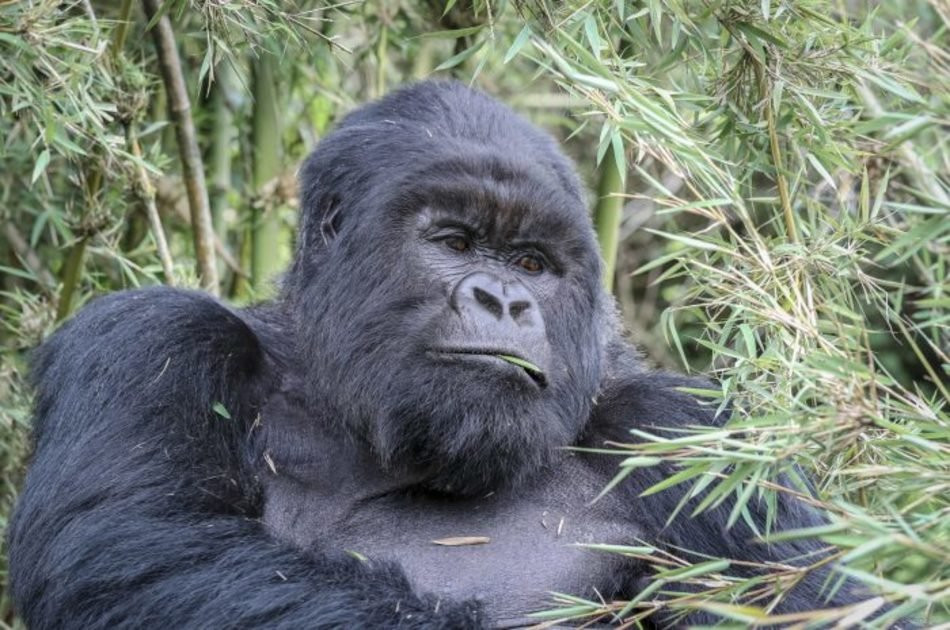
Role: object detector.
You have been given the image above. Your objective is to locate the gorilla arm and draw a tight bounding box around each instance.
[589,339,862,624]
[7,287,481,629]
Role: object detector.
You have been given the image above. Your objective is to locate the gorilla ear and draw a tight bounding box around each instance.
[319,197,342,245]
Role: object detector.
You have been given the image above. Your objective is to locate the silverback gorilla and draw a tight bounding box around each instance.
[10,81,863,628]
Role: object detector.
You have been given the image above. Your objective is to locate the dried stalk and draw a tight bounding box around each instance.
[142,0,219,295]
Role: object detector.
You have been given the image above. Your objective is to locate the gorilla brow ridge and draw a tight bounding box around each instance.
[396,160,586,243]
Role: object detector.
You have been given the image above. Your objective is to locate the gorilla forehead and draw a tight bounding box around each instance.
[337,79,584,201]
[296,81,591,254]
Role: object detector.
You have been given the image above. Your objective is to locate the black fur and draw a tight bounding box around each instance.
[9,81,868,628]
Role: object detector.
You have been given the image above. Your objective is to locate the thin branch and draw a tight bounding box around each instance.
[154,175,247,278]
[127,125,175,284]
[172,203,246,279]
[142,0,219,295]
[2,222,57,294]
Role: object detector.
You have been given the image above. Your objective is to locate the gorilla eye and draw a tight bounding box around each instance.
[445,236,471,253]
[517,255,543,274]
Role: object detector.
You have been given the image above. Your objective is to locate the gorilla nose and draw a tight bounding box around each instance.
[454,272,537,325]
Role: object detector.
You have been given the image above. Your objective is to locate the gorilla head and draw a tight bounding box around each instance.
[284,81,610,495]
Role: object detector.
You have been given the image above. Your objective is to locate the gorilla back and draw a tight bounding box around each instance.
[9,81,868,629]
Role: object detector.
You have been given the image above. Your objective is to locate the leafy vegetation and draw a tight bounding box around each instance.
[1,1,946,627]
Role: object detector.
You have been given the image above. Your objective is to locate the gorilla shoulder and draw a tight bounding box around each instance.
[30,287,270,444]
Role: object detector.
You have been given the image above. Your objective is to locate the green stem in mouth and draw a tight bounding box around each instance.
[494,354,543,375]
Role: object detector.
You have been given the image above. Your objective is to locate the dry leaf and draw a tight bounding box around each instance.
[431,536,490,546]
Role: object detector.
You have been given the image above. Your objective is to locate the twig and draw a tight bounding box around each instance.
[2,222,57,294]
[127,126,175,284]
[142,0,220,295]
[154,176,247,278]
[173,204,246,279]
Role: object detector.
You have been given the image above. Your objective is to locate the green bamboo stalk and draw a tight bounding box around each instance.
[112,0,134,53]
[757,57,799,244]
[250,51,283,294]
[210,61,235,233]
[592,142,625,292]
[56,234,88,321]
[375,24,388,98]
[231,229,252,299]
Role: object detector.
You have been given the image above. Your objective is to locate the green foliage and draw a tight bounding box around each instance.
[0,0,946,627]
[518,0,949,626]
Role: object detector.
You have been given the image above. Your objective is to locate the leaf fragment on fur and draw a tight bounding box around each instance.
[431,536,490,546]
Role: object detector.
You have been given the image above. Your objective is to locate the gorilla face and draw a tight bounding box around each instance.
[287,82,608,494]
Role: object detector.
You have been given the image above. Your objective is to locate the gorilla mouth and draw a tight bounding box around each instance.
[430,348,548,388]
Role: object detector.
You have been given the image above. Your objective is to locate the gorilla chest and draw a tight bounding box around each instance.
[264,456,637,626]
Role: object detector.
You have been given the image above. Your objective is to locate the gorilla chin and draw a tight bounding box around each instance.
[372,357,589,496]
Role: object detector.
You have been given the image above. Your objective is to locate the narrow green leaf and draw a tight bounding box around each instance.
[503,26,533,64]
[656,558,731,580]
[420,25,485,40]
[31,149,51,184]
[441,0,458,17]
[495,354,542,375]
[434,39,485,72]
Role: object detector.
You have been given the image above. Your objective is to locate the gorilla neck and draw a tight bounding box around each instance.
[266,375,568,498]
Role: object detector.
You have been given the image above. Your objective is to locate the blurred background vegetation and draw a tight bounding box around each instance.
[0,0,947,627]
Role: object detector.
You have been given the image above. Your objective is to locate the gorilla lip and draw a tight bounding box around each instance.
[429,348,548,388]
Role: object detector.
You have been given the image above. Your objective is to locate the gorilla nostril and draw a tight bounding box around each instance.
[473,287,504,319]
[509,300,531,321]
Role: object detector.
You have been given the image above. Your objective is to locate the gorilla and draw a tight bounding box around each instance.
[9,81,865,628]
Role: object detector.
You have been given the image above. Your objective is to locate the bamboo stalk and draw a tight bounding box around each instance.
[757,57,799,243]
[250,51,283,294]
[142,0,219,295]
[375,24,388,98]
[592,143,625,292]
[56,238,87,321]
[209,61,235,233]
[112,0,134,53]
